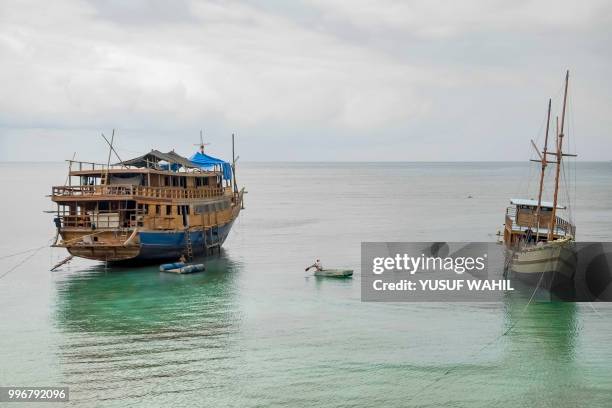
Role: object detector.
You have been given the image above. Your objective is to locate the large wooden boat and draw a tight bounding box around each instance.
[503,71,577,288]
[50,137,244,263]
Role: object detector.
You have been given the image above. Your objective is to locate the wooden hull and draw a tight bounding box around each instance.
[506,237,576,289]
[63,221,235,264]
[67,245,141,262]
[314,269,353,278]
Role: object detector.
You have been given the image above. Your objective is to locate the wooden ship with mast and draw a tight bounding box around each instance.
[502,70,577,284]
[50,134,244,263]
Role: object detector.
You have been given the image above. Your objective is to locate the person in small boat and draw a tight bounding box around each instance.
[305,259,323,272]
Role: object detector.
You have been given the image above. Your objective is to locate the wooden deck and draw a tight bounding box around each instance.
[52,185,228,202]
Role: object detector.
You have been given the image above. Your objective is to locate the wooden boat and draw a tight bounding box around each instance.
[502,71,577,288]
[50,134,244,264]
[314,269,354,278]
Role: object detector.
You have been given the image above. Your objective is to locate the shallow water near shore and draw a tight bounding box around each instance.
[1,161,612,407]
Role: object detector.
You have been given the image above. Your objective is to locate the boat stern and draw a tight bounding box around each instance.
[57,229,141,262]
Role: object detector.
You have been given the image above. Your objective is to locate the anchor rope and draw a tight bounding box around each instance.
[0,238,56,281]
[0,245,48,260]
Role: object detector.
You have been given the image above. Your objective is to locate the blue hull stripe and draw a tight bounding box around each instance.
[135,222,234,261]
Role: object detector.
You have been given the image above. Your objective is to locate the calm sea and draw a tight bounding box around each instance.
[1,162,611,407]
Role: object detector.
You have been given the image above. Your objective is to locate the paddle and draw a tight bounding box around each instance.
[304,264,316,279]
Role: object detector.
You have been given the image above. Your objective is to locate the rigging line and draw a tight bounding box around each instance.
[575,283,604,318]
[0,237,55,279]
[404,273,546,404]
[532,105,549,146]
[561,94,575,224]
[562,161,573,224]
[568,91,577,226]
[521,106,550,201]
[0,245,49,260]
[583,301,603,318]
[0,246,46,281]
[113,146,150,156]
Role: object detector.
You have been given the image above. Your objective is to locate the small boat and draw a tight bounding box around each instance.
[160,262,206,274]
[313,269,353,278]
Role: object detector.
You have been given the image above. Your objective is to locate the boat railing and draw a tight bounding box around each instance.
[66,160,125,172]
[52,185,226,200]
[66,159,221,174]
[505,206,575,237]
[554,216,576,237]
[58,209,145,229]
[505,206,517,224]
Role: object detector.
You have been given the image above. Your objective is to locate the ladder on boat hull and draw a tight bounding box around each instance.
[183,226,222,260]
[202,225,221,256]
[183,229,194,261]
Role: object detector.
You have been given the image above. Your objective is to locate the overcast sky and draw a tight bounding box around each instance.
[0,0,610,162]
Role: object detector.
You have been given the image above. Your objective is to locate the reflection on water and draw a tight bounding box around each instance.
[53,253,245,404]
[504,292,578,359]
[501,291,581,406]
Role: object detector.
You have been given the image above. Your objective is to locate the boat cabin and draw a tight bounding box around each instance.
[52,150,237,234]
[504,198,575,247]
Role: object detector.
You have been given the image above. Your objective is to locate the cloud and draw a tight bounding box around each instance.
[0,0,611,161]
[0,0,434,129]
[306,0,612,38]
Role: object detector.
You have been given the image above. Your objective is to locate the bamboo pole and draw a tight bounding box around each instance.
[232,133,239,194]
[104,129,115,185]
[548,70,569,240]
[534,98,551,241]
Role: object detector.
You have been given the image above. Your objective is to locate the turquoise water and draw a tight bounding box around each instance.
[1,162,611,407]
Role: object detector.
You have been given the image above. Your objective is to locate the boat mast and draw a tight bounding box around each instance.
[232,133,237,194]
[195,130,210,154]
[548,70,569,240]
[534,98,551,241]
[104,129,115,185]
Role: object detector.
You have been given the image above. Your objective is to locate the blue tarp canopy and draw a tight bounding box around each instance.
[190,152,232,180]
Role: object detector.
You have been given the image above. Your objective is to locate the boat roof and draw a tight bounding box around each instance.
[69,168,220,177]
[119,150,198,169]
[510,198,566,209]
